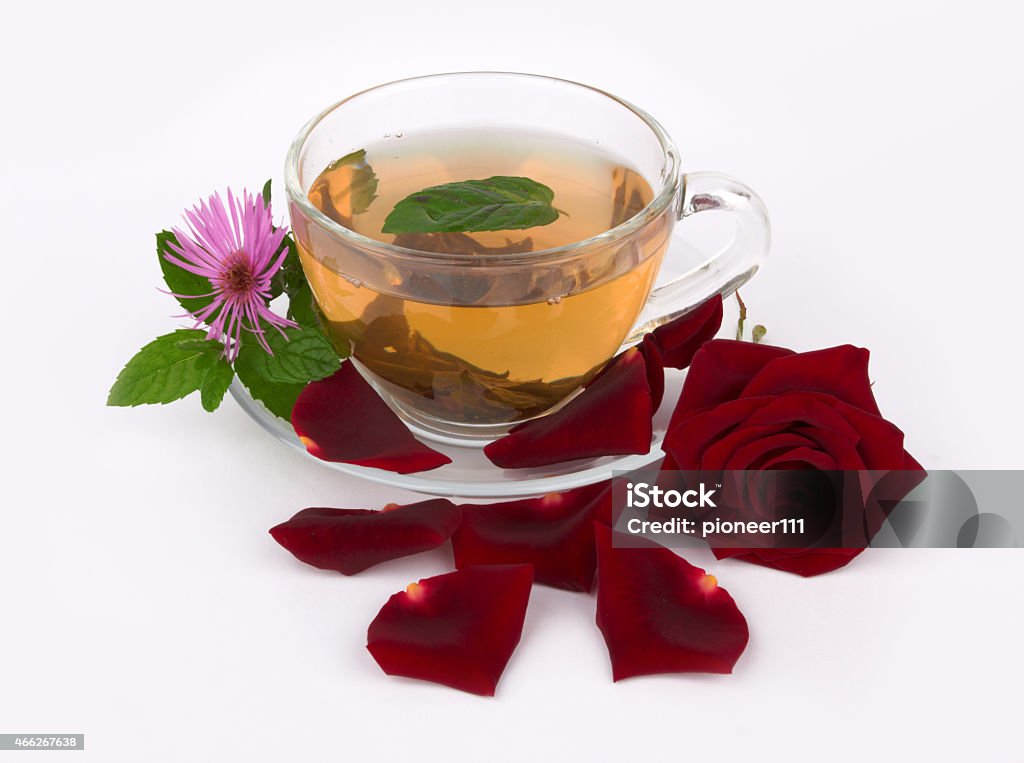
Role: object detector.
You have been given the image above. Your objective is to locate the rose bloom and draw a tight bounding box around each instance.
[662,340,923,576]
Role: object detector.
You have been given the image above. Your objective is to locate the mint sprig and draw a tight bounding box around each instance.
[110,179,350,418]
[382,176,560,235]
[107,329,230,408]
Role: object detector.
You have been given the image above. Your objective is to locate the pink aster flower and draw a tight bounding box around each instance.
[164,189,297,360]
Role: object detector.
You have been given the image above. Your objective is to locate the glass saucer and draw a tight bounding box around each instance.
[229,369,682,500]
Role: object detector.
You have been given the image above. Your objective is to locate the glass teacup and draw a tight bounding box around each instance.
[286,72,769,443]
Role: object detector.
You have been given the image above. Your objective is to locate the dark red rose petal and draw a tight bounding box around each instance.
[291,362,451,474]
[713,546,865,577]
[366,564,534,696]
[664,396,769,468]
[269,499,462,575]
[648,294,724,369]
[594,523,749,680]
[670,340,794,427]
[638,335,665,410]
[453,482,611,592]
[740,345,881,415]
[720,431,822,470]
[484,348,653,468]
[828,400,910,469]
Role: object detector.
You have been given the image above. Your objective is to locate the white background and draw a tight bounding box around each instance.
[3,0,1023,760]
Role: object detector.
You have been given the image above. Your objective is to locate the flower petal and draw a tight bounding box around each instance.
[366,565,534,696]
[648,294,724,369]
[594,524,749,680]
[713,546,865,577]
[670,340,794,426]
[269,499,462,575]
[664,397,769,469]
[638,335,665,410]
[741,345,881,415]
[484,348,653,468]
[453,482,611,592]
[291,363,451,474]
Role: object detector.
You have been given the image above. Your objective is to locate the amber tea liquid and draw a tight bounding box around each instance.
[298,129,670,427]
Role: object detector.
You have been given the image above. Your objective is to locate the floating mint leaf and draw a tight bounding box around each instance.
[382,176,560,234]
[107,329,221,407]
[200,355,234,412]
[158,230,219,320]
[752,324,767,344]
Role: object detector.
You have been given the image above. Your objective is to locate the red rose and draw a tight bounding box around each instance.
[662,340,923,576]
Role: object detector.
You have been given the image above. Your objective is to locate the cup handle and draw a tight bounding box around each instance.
[625,171,771,342]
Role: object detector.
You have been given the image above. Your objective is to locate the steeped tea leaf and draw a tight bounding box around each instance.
[382,176,560,234]
[327,149,379,216]
[309,149,379,227]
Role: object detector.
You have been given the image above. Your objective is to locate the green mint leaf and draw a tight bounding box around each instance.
[286,281,319,327]
[382,176,559,234]
[270,234,305,302]
[260,326,342,384]
[270,234,336,344]
[261,179,272,206]
[157,230,219,320]
[107,329,220,407]
[175,337,218,352]
[199,354,234,412]
[232,325,341,420]
[234,347,304,421]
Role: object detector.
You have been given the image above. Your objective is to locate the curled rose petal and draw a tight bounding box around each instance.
[366,564,534,696]
[269,499,462,575]
[484,348,653,468]
[647,294,724,369]
[453,482,611,592]
[291,362,451,474]
[740,345,881,415]
[669,340,794,426]
[638,335,665,410]
[594,524,749,680]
